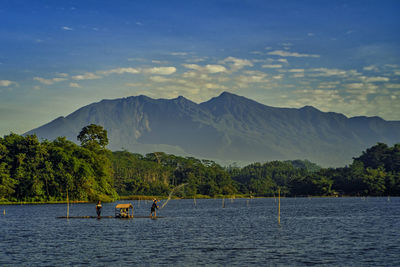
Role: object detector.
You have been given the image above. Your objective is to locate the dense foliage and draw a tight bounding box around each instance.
[111,151,235,197]
[228,143,400,197]
[1,124,399,202]
[0,129,117,202]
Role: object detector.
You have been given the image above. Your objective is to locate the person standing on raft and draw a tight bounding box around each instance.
[96,200,102,218]
[150,199,159,217]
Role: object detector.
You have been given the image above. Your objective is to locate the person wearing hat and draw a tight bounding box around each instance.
[150,199,159,217]
[96,200,102,218]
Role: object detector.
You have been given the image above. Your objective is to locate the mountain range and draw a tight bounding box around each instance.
[26,92,400,167]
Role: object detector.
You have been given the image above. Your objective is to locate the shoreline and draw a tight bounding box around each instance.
[0,195,394,205]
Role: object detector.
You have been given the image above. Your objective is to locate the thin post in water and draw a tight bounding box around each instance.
[66,189,69,219]
[278,187,281,225]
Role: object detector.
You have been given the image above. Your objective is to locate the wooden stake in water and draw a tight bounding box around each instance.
[222,198,225,208]
[278,187,281,225]
[66,189,69,219]
[193,197,197,208]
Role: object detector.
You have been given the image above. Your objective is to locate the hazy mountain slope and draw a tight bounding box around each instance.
[26,92,400,167]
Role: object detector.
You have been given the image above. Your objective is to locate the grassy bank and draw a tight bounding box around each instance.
[118,193,254,200]
[0,200,89,205]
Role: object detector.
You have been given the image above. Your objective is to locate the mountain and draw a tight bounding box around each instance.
[25,92,400,167]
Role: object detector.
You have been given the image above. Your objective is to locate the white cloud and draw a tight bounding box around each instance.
[289,69,305,73]
[220,57,253,71]
[364,76,390,82]
[99,67,140,75]
[33,77,53,85]
[203,83,225,89]
[267,50,320,58]
[98,66,176,76]
[235,71,268,87]
[272,75,283,80]
[170,52,188,56]
[0,80,16,87]
[292,73,305,78]
[204,65,226,73]
[69,82,81,88]
[288,69,304,78]
[61,26,73,31]
[185,57,207,63]
[384,64,399,69]
[277,58,288,64]
[182,64,226,73]
[151,60,168,64]
[182,64,202,71]
[318,81,340,89]
[72,72,102,80]
[363,65,378,71]
[346,83,364,89]
[262,64,282,69]
[149,76,171,83]
[33,77,67,85]
[143,66,176,75]
[308,68,349,77]
[345,83,378,95]
[386,83,400,89]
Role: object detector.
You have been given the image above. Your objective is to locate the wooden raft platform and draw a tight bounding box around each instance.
[56,216,165,219]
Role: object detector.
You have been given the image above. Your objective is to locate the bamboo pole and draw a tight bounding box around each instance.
[278,187,281,225]
[66,189,69,219]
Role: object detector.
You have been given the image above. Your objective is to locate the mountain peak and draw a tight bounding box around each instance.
[219,91,238,98]
[174,95,188,101]
[300,105,320,112]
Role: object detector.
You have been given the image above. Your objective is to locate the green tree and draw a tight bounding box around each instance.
[362,167,387,196]
[77,124,109,149]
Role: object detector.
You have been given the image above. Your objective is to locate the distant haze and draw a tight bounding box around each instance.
[26,92,400,167]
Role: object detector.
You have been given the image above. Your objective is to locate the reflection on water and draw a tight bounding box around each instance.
[1,197,399,266]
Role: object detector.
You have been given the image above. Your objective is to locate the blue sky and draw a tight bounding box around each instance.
[1,0,399,136]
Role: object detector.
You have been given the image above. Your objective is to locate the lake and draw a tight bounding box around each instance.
[1,197,399,266]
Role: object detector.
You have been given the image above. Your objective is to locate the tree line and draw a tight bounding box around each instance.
[0,125,117,202]
[1,124,399,202]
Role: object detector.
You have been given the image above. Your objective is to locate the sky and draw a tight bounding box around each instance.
[1,0,400,136]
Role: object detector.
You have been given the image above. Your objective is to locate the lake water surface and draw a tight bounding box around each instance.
[1,197,399,266]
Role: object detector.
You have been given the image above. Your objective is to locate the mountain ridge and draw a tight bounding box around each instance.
[25,91,400,167]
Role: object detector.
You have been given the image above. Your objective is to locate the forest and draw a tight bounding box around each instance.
[1,124,399,202]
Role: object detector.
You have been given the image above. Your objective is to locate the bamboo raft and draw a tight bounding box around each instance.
[57,216,165,219]
[59,203,165,219]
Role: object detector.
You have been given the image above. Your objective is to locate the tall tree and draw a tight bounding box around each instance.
[77,124,109,149]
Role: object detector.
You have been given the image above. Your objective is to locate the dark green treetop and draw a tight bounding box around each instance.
[77,124,108,149]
